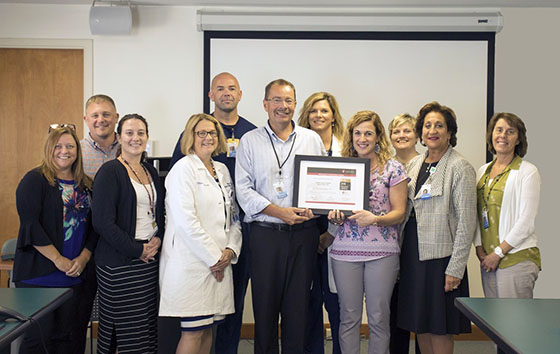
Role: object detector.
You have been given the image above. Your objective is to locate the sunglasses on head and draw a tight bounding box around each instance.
[48,124,76,133]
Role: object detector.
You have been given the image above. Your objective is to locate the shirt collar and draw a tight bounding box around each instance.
[86,132,119,150]
[265,120,296,141]
[510,155,522,170]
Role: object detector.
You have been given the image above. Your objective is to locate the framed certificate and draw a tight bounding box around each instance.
[293,155,370,215]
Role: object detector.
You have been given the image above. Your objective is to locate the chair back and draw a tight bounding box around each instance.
[1,239,17,261]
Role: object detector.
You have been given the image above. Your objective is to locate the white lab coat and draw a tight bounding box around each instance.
[159,154,242,317]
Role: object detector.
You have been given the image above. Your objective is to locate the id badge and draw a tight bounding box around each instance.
[482,209,489,229]
[226,138,239,158]
[273,180,288,199]
[420,184,431,200]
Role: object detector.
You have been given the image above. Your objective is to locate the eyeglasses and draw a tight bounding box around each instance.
[195,130,218,138]
[265,97,296,106]
[49,123,76,133]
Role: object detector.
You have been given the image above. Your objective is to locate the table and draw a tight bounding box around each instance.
[455,297,560,354]
[0,288,72,353]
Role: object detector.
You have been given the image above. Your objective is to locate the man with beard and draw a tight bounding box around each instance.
[235,79,325,354]
[169,72,256,354]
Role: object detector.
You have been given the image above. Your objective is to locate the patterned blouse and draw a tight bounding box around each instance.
[330,159,408,262]
[23,179,90,287]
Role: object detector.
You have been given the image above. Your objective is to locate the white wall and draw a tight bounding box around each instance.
[1,5,558,326]
[494,8,560,299]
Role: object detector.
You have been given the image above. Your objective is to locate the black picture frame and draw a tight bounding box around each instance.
[293,154,370,216]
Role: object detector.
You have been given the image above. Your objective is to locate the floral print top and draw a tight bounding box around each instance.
[330,159,408,262]
[22,179,90,287]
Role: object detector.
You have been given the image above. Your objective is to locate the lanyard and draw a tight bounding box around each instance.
[122,158,156,220]
[481,160,512,210]
[265,127,297,177]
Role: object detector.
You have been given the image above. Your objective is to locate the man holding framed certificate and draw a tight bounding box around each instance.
[235,79,325,353]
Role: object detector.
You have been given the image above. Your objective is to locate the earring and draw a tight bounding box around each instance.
[374,143,380,154]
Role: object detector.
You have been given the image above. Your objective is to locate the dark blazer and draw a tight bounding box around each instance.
[92,159,165,267]
[13,169,98,282]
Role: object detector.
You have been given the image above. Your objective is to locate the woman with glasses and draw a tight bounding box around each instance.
[328,111,408,354]
[92,114,164,354]
[297,92,344,354]
[159,114,242,354]
[13,124,98,353]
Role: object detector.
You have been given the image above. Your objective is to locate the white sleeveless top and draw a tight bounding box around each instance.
[131,178,158,241]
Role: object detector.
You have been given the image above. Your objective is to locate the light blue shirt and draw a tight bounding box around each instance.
[235,121,326,223]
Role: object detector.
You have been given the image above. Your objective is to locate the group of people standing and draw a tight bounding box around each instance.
[12,72,541,354]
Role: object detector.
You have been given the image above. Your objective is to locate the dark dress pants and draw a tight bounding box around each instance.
[304,250,341,354]
[250,221,319,354]
[15,280,89,354]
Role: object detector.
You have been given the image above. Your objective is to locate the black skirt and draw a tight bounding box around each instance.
[397,214,471,335]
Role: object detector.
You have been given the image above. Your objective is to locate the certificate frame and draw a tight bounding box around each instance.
[293,155,370,216]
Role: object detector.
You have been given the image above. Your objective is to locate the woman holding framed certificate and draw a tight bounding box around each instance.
[328,110,408,354]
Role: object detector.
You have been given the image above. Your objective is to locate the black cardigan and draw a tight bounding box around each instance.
[13,169,98,282]
[92,159,165,267]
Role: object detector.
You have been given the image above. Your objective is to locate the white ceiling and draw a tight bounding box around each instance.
[1,0,559,7]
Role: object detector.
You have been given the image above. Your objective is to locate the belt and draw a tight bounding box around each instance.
[253,219,317,232]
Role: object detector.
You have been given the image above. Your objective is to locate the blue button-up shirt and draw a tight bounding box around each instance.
[235,121,326,223]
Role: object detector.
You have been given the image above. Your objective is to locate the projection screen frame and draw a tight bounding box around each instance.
[203,31,495,162]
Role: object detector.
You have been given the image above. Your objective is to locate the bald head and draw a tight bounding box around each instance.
[209,72,242,115]
[211,72,240,89]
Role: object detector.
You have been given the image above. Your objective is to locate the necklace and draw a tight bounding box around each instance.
[122,158,156,227]
[425,162,433,173]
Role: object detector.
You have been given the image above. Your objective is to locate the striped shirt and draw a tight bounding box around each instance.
[80,133,119,178]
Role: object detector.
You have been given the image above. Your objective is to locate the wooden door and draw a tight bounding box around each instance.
[0,48,83,251]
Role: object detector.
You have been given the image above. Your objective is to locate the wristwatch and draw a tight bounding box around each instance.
[494,246,505,259]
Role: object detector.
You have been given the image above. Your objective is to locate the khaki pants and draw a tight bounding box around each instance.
[481,260,539,298]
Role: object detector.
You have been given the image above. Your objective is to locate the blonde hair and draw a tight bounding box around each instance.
[85,94,116,111]
[388,113,416,136]
[181,114,227,156]
[297,92,344,141]
[341,110,392,168]
[40,126,92,190]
